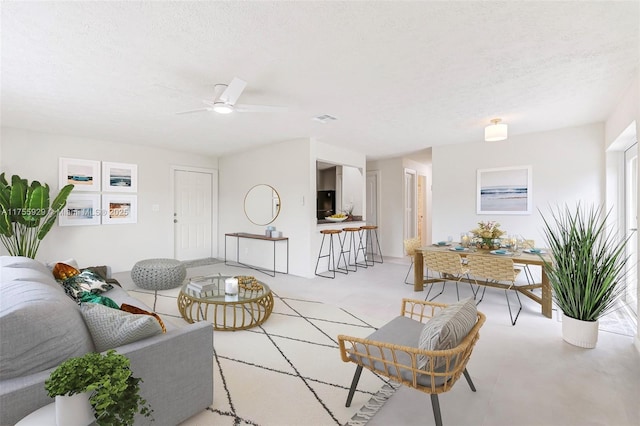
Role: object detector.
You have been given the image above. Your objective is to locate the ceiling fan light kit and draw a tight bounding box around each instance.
[175,77,287,115]
[212,103,234,114]
[484,118,508,141]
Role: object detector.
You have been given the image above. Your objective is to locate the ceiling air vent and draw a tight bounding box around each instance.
[313,114,338,124]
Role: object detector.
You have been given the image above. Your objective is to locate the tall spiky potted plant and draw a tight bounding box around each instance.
[0,172,73,258]
[540,203,630,348]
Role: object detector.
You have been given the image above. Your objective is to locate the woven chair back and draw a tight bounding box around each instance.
[404,237,421,257]
[466,255,517,282]
[423,251,468,276]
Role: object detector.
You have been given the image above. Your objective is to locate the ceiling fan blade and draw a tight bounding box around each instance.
[174,107,212,115]
[219,77,247,105]
[234,103,288,113]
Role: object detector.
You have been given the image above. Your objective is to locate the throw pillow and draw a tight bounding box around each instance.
[81,265,122,287]
[121,303,167,333]
[46,258,79,270]
[59,270,114,300]
[79,292,119,309]
[80,303,164,352]
[417,297,477,371]
[52,262,80,280]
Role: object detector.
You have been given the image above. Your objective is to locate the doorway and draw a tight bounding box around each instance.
[172,167,218,260]
[404,168,417,240]
[625,143,638,316]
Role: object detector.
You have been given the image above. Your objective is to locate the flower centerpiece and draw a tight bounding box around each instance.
[471,221,505,249]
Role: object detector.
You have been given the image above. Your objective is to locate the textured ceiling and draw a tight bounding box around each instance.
[1,1,638,159]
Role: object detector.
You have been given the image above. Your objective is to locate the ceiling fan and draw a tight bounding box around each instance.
[175,77,287,115]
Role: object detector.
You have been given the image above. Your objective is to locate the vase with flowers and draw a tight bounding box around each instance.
[471,221,505,249]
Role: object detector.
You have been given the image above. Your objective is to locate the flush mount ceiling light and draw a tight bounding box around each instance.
[484,118,508,141]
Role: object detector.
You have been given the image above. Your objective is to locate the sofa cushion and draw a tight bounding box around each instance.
[417,297,477,371]
[0,257,95,380]
[80,302,164,352]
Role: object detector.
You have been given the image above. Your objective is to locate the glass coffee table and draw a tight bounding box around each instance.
[177,275,274,331]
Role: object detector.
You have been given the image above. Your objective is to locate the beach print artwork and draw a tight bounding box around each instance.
[67,164,94,185]
[478,166,531,214]
[109,168,132,188]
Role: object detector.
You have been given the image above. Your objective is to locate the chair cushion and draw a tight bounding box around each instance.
[351,316,448,387]
[417,297,477,371]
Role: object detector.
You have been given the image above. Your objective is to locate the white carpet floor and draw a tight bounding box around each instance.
[113,257,640,426]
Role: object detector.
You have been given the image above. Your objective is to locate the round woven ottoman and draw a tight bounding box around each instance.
[131,258,186,290]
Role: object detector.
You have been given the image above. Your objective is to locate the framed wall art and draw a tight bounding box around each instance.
[102,162,137,192]
[58,194,101,226]
[477,165,532,215]
[101,194,137,224]
[59,158,101,192]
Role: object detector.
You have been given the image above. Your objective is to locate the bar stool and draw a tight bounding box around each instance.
[315,229,347,279]
[360,225,383,266]
[340,227,367,272]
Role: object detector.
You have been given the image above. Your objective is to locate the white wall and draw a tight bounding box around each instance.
[0,127,217,272]
[604,74,640,351]
[432,123,605,246]
[218,138,313,277]
[367,157,405,258]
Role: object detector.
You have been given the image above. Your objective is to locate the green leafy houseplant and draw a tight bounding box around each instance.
[540,203,629,322]
[44,350,152,426]
[0,172,73,258]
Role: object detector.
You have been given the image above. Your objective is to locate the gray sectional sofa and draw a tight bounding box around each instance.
[0,256,213,425]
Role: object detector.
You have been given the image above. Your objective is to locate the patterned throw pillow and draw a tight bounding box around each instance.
[59,270,114,300]
[78,292,120,309]
[417,297,477,371]
[80,303,164,352]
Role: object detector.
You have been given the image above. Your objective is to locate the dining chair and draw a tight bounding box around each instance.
[403,237,422,285]
[422,251,474,301]
[338,298,486,426]
[466,255,522,325]
[518,239,537,284]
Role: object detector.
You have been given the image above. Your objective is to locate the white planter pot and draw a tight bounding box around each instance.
[562,313,599,348]
[55,391,94,426]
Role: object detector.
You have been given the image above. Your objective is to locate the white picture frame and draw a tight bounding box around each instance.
[102,162,137,192]
[58,194,101,226]
[477,165,532,215]
[59,158,101,192]
[101,194,137,224]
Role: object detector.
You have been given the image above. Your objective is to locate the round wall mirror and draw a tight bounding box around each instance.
[244,184,281,225]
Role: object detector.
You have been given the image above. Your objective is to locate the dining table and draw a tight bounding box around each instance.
[414,244,553,318]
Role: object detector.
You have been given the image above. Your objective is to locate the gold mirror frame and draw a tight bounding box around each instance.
[244,184,281,226]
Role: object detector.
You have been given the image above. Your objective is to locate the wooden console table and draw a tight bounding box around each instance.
[224,232,289,277]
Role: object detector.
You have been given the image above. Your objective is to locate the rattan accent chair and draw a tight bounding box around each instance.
[338,298,486,426]
[423,251,474,301]
[403,237,422,284]
[466,255,522,325]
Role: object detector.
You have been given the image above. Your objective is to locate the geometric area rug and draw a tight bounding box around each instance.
[145,284,400,426]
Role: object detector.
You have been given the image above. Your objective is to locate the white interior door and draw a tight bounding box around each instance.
[625,144,638,314]
[173,168,216,261]
[404,168,417,240]
[366,171,379,225]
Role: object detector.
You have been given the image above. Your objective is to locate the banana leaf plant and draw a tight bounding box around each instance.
[0,172,74,258]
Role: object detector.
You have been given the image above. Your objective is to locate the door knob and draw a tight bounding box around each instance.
[174,219,178,223]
